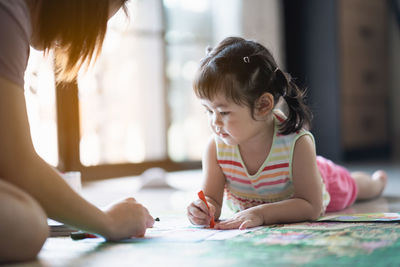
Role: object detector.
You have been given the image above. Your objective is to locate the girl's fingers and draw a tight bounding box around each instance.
[194,199,211,215]
[188,205,208,219]
[187,206,210,226]
[187,199,216,226]
[239,215,264,230]
[216,219,242,230]
[208,204,217,217]
[239,220,254,230]
[189,216,209,226]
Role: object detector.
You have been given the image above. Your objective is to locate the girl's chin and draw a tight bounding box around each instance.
[220,137,238,146]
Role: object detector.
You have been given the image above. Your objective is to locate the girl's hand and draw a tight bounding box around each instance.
[187,199,216,226]
[103,197,154,241]
[216,207,264,230]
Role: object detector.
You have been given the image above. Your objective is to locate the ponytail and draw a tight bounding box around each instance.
[275,69,312,134]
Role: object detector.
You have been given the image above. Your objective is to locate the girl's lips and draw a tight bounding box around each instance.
[215,127,228,137]
[219,132,229,138]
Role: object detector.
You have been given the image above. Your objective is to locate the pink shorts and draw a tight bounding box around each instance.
[316,156,358,212]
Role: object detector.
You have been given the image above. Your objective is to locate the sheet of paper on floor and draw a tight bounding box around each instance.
[124,216,262,242]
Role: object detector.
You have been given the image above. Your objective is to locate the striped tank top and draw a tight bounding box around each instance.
[216,111,330,212]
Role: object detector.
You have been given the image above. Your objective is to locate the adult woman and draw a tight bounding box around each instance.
[0,0,154,262]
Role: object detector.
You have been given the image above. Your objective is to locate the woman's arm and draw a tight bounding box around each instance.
[216,134,323,229]
[0,77,153,240]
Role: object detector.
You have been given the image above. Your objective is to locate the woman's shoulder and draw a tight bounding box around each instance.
[0,0,32,88]
[0,0,32,44]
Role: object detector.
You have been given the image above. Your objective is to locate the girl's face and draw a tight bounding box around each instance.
[200,94,269,146]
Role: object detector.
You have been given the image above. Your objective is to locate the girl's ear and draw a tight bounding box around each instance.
[255,92,274,117]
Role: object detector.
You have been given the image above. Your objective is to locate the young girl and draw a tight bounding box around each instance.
[187,37,387,230]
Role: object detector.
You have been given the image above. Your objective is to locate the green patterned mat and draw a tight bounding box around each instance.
[36,221,400,267]
[219,222,400,266]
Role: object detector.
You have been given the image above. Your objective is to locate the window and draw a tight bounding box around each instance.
[25,0,283,180]
[78,0,166,166]
[24,49,58,167]
[26,0,206,180]
[164,0,213,161]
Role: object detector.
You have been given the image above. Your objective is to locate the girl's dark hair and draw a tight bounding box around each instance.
[193,37,312,135]
[35,0,129,82]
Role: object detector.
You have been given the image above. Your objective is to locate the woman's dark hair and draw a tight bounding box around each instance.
[35,0,129,82]
[193,36,312,135]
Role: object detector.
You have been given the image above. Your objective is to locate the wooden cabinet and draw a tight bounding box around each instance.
[338,0,389,153]
[283,0,391,161]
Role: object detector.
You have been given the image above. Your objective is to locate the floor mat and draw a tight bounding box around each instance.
[35,221,400,267]
[215,222,400,266]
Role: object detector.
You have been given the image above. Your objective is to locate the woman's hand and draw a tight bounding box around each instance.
[216,206,264,230]
[103,197,154,241]
[187,199,216,226]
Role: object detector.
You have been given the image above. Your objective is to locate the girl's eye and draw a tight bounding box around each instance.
[204,109,213,115]
[220,111,230,116]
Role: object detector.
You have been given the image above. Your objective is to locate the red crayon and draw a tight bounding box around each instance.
[197,190,215,228]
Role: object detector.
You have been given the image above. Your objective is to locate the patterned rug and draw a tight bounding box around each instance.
[35,220,400,267]
[216,222,400,266]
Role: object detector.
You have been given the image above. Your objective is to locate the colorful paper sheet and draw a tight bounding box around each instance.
[318,212,400,222]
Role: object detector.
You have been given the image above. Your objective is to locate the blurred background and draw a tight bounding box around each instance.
[23,0,399,180]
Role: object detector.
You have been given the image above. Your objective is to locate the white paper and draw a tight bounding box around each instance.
[124,217,262,242]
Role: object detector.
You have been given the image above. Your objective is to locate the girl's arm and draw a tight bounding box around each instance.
[187,137,226,225]
[0,77,154,240]
[216,134,323,229]
[202,137,226,220]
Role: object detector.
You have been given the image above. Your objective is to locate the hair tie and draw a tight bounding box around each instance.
[205,46,212,55]
[243,56,250,63]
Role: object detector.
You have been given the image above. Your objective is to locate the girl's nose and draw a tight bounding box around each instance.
[211,113,222,127]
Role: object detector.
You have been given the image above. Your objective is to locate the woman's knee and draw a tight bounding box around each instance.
[0,180,49,263]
